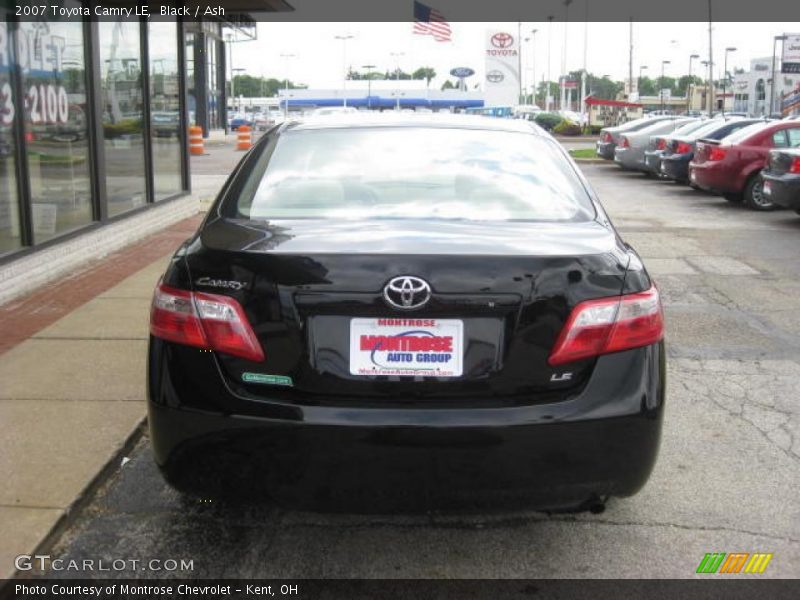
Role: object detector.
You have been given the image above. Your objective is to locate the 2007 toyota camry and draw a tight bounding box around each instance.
[148,114,665,512]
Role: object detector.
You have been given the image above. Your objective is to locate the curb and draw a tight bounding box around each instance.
[2,419,148,586]
[572,158,613,164]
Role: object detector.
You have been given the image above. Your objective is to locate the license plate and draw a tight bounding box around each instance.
[349,318,463,377]
[763,180,772,195]
[690,170,696,182]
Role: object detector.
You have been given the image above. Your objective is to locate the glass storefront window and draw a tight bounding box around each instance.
[98,20,146,218]
[19,3,93,244]
[149,20,182,201]
[0,17,21,254]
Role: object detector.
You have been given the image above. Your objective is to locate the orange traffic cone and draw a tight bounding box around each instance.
[236,125,252,151]
[188,125,204,155]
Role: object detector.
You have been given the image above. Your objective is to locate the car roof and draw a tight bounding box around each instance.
[282,112,549,136]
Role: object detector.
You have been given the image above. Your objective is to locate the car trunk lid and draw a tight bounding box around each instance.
[184,217,630,403]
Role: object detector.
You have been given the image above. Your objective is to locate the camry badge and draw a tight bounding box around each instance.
[195,277,247,291]
[383,276,431,310]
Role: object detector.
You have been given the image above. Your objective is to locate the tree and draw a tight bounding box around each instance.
[676,75,704,96]
[231,75,305,97]
[412,67,436,87]
[441,80,456,90]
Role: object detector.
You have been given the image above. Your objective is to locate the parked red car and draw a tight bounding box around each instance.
[688,120,800,210]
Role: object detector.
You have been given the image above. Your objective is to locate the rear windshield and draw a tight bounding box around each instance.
[720,122,770,144]
[684,119,728,139]
[232,127,596,222]
[672,119,712,136]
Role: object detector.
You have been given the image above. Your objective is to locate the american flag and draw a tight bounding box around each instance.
[413,1,452,42]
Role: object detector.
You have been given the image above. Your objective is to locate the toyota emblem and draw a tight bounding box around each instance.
[383,276,431,310]
[491,32,514,48]
[486,70,504,83]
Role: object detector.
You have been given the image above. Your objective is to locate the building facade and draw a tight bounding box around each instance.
[0,4,189,261]
[733,57,799,116]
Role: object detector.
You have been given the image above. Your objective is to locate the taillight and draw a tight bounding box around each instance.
[150,282,265,362]
[620,136,630,148]
[790,157,800,174]
[656,138,666,150]
[675,142,692,154]
[708,146,727,161]
[602,132,611,143]
[548,286,664,366]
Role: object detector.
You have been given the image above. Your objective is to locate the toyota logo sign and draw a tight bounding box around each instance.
[486,70,504,83]
[491,32,514,48]
[383,276,431,310]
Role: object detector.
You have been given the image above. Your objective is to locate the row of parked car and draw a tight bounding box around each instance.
[595,114,800,214]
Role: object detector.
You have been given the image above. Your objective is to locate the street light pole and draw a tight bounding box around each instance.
[390,51,405,81]
[280,53,295,119]
[707,0,714,118]
[546,16,553,112]
[524,29,538,105]
[562,0,572,110]
[687,54,699,113]
[660,60,670,112]
[723,47,736,117]
[770,35,787,117]
[334,34,354,107]
[362,64,376,110]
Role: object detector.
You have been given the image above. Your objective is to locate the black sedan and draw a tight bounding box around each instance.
[761,147,800,213]
[148,114,666,512]
[660,118,763,184]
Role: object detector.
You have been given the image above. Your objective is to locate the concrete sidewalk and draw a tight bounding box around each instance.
[0,151,232,580]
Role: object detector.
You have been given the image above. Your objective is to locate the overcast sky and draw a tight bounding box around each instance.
[229,22,797,91]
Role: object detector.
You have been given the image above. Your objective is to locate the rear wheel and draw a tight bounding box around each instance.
[743,173,775,211]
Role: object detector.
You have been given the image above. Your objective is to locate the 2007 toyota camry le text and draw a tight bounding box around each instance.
[147,114,665,512]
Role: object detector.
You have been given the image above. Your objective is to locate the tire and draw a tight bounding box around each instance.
[723,192,742,203]
[743,173,775,211]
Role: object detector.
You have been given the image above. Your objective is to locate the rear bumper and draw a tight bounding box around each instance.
[596,141,616,160]
[761,172,800,209]
[660,155,692,181]
[688,161,737,195]
[643,150,663,173]
[614,146,646,170]
[148,342,666,510]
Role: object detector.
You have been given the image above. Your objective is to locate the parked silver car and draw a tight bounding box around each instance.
[613,118,695,171]
[596,115,681,160]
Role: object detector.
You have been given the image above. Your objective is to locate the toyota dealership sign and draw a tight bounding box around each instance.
[484,29,519,107]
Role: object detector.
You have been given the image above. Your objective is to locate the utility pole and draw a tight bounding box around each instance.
[660,60,670,112]
[707,0,714,117]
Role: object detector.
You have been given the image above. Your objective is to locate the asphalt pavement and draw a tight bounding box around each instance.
[29,161,800,579]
